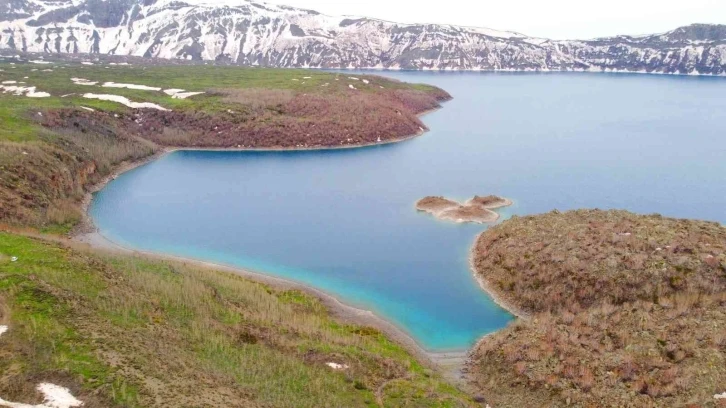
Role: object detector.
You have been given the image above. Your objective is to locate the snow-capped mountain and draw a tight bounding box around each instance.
[1,0,725,75]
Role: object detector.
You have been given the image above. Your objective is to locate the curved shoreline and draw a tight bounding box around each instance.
[77,104,443,233]
[465,231,529,373]
[68,95,527,385]
[468,232,529,320]
[73,231,468,374]
[72,101,476,380]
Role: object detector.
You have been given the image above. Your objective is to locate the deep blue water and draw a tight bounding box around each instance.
[91,72,726,352]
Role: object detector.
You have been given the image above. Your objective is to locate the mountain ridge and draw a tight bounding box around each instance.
[1,0,725,75]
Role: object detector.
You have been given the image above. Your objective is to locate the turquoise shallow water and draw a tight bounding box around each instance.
[91,72,726,352]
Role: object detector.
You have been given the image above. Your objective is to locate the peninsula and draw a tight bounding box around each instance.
[0,61,450,230]
[467,209,726,407]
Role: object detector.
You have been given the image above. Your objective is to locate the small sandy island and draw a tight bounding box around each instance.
[416,195,512,224]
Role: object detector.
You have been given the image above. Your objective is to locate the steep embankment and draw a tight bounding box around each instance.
[0,62,449,231]
[0,232,474,407]
[467,210,726,407]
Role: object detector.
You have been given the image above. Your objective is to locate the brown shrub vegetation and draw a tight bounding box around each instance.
[468,195,510,209]
[220,88,295,112]
[468,210,726,408]
[0,122,156,228]
[40,86,449,150]
[416,196,460,213]
[474,210,726,314]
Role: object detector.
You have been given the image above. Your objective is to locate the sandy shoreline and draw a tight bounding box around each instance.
[464,232,529,375]
[76,105,442,233]
[73,231,468,375]
[67,95,531,385]
[468,232,529,320]
[71,102,479,380]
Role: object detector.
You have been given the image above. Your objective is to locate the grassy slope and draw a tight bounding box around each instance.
[468,210,726,408]
[0,61,448,231]
[0,63,442,141]
[0,62,468,406]
[0,232,473,407]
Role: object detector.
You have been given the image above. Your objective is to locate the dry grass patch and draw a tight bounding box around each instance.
[219,88,295,112]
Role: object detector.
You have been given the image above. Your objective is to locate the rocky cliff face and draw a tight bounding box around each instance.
[1,0,725,75]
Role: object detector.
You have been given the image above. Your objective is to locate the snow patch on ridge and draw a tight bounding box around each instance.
[164,89,205,99]
[0,383,83,408]
[326,362,348,370]
[82,94,169,111]
[1,85,51,98]
[71,78,98,86]
[103,82,162,91]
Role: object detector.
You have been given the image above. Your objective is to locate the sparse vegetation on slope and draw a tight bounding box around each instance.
[0,232,473,407]
[467,210,726,408]
[0,62,449,231]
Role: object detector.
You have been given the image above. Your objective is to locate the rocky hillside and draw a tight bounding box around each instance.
[0,0,724,74]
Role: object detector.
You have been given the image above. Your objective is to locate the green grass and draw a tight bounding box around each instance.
[0,62,421,141]
[0,231,474,407]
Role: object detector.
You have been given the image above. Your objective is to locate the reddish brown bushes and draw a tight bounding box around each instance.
[42,86,448,149]
[474,210,726,314]
[468,210,726,407]
[1,112,157,228]
[220,88,295,112]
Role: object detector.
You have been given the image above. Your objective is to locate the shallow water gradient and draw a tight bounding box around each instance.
[91,72,726,351]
